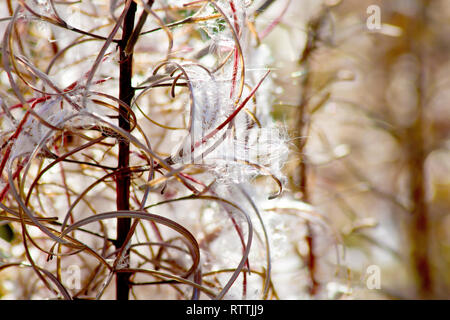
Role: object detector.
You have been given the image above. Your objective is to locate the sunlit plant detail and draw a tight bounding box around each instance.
[0,0,295,300]
[1,0,449,301]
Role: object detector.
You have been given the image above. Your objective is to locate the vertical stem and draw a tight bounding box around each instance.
[408,105,432,298]
[406,0,433,298]
[294,12,327,297]
[116,0,137,301]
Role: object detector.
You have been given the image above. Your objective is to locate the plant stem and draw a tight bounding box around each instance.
[409,43,432,302]
[296,77,318,295]
[293,12,327,297]
[116,0,137,301]
[408,75,432,298]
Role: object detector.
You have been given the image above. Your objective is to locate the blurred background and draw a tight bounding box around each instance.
[0,0,449,299]
[262,0,450,299]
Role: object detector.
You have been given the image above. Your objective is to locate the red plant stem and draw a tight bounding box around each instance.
[298,103,318,295]
[0,77,107,201]
[208,184,250,298]
[298,107,318,295]
[230,48,239,99]
[408,79,432,298]
[0,160,25,201]
[408,3,433,297]
[229,1,240,100]
[181,168,250,297]
[295,14,325,294]
[115,0,137,301]
[183,0,204,6]
[259,0,291,39]
[179,172,206,187]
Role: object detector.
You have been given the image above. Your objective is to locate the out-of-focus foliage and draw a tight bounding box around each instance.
[272,0,450,299]
[0,0,449,300]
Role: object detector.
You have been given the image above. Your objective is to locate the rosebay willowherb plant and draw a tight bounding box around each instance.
[0,0,320,300]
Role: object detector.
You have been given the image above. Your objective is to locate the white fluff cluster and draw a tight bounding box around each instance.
[169,1,289,185]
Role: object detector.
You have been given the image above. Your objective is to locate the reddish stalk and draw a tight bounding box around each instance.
[193,70,270,150]
[293,11,328,296]
[115,0,137,301]
[229,1,240,100]
[407,3,433,298]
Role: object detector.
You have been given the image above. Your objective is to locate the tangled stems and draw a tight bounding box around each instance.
[0,0,288,300]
